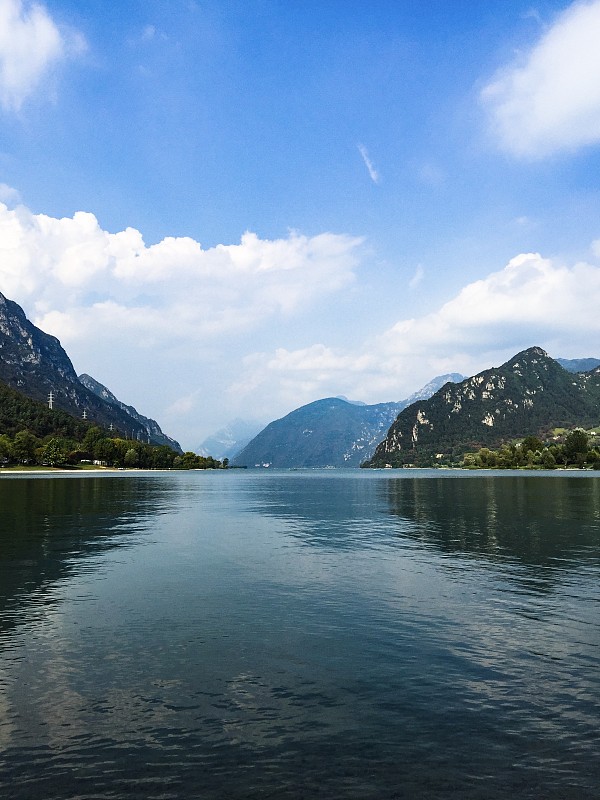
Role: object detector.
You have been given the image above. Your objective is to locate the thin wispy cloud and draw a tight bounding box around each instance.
[409,264,425,289]
[357,144,381,184]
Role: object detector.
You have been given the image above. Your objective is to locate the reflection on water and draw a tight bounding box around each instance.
[0,475,184,634]
[383,474,600,583]
[238,469,600,573]
[0,470,599,800]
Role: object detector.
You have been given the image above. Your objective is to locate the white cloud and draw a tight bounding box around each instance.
[357,144,380,184]
[377,252,600,362]
[235,250,600,411]
[0,200,365,444]
[0,0,85,111]
[2,199,599,448]
[0,201,363,346]
[482,0,600,157]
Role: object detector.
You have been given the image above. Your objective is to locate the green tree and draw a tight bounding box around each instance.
[151,445,175,469]
[12,430,39,464]
[521,435,543,453]
[124,448,139,467]
[41,438,67,467]
[180,451,201,469]
[83,426,105,452]
[541,450,556,469]
[0,434,13,463]
[94,438,116,465]
[564,429,589,462]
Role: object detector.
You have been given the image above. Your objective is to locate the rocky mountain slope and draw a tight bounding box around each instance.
[366,347,600,467]
[79,374,181,452]
[0,291,179,448]
[232,374,463,468]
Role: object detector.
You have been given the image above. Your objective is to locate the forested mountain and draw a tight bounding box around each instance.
[0,291,178,448]
[366,347,600,467]
[0,381,90,440]
[0,377,219,469]
[232,374,463,468]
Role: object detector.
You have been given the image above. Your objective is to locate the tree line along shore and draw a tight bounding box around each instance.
[0,426,225,470]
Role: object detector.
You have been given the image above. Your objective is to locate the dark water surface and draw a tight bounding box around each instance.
[0,470,598,799]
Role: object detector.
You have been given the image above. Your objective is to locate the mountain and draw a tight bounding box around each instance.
[366,347,600,467]
[0,291,179,447]
[79,374,181,452]
[0,380,90,440]
[403,373,464,405]
[232,373,463,468]
[196,418,265,461]
[557,357,600,373]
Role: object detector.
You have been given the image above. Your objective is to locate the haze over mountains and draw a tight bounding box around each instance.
[0,292,181,452]
[197,419,266,462]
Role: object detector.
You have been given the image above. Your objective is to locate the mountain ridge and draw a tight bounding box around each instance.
[366,347,600,467]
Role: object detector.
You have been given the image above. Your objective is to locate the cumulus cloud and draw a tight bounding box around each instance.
[376,252,600,364]
[0,200,366,442]
[0,202,363,348]
[0,0,85,111]
[482,0,600,157]
[236,250,600,410]
[2,200,599,447]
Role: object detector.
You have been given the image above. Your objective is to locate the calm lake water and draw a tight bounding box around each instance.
[0,469,599,799]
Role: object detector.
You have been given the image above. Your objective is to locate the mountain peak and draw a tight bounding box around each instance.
[366,347,600,467]
[232,374,463,468]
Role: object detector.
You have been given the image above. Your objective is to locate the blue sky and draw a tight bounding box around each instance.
[1,0,600,448]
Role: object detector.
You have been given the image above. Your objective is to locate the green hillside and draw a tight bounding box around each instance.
[366,348,600,467]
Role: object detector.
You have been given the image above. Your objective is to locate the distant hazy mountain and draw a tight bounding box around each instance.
[0,290,179,447]
[403,373,464,405]
[232,373,463,468]
[79,373,182,452]
[196,418,265,461]
[557,357,600,373]
[366,347,600,467]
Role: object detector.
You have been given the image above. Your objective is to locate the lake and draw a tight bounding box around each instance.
[0,469,599,799]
